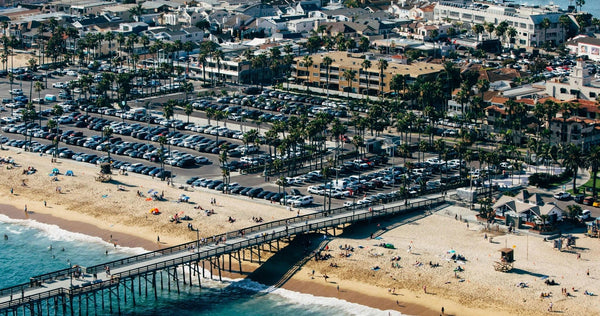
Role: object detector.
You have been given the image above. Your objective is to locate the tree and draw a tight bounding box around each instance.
[219,143,230,193]
[34,81,44,125]
[472,24,484,42]
[361,59,372,97]
[302,55,313,94]
[559,15,571,39]
[322,56,332,98]
[377,59,388,97]
[562,143,585,193]
[359,36,370,52]
[586,145,600,198]
[507,27,517,44]
[540,18,551,47]
[576,0,585,12]
[157,135,167,179]
[342,69,357,103]
[103,126,113,161]
[27,58,37,101]
[184,102,193,123]
[485,23,495,39]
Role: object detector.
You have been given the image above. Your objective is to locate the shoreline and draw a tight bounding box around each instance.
[0,202,441,315]
[1,149,599,316]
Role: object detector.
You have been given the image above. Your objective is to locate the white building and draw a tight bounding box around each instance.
[434,0,566,47]
[566,35,600,62]
[546,59,600,101]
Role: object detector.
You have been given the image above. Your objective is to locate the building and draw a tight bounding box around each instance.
[545,59,600,101]
[566,35,600,62]
[292,51,444,96]
[548,99,600,148]
[434,0,566,47]
[493,190,564,225]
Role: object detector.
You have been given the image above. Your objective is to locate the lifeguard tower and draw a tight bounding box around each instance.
[494,248,514,272]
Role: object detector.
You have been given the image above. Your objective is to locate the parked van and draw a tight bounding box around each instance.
[44,94,57,102]
[291,195,313,207]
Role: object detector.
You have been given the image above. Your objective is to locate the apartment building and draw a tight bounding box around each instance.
[434,1,565,47]
[292,51,443,96]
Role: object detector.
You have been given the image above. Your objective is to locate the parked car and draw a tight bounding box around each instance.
[553,192,571,200]
[577,209,592,221]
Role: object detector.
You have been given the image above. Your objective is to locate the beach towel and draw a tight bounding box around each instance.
[102,195,108,198]
[371,267,380,271]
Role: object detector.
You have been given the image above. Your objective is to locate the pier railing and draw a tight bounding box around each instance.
[0,196,445,310]
[85,197,443,275]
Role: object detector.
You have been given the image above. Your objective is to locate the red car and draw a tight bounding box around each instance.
[583,196,595,206]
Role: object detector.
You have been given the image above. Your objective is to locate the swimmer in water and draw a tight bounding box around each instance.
[61,248,65,252]
[3,234,7,240]
[48,245,52,250]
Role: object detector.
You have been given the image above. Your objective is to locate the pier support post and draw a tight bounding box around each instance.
[238,250,242,273]
[196,261,201,288]
[217,256,222,281]
[228,253,232,272]
[202,260,206,278]
[131,277,136,307]
[188,264,192,285]
[182,264,186,285]
[116,283,121,315]
[153,272,158,300]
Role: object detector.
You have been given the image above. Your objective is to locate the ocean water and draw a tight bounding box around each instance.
[0,215,404,316]
[511,0,600,18]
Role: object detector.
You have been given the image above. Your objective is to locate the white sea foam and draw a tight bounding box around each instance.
[231,278,409,316]
[0,214,147,255]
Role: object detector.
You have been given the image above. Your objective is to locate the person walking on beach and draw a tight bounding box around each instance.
[548,302,553,312]
[157,236,160,243]
[423,285,427,294]
[10,188,13,195]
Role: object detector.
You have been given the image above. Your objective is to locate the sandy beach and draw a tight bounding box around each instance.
[1,147,599,315]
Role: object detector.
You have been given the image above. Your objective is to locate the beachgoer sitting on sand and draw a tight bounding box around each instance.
[118,185,125,191]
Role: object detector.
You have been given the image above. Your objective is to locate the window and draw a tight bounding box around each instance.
[590,92,596,98]
[560,88,567,93]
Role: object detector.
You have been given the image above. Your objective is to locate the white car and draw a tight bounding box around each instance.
[553,192,571,200]
[52,82,65,88]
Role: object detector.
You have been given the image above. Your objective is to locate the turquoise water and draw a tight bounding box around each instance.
[512,0,600,18]
[0,215,404,316]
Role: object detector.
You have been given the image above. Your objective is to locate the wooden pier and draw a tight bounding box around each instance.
[0,196,445,315]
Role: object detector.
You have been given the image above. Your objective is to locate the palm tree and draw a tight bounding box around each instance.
[322,56,332,98]
[377,59,388,97]
[586,145,600,198]
[562,143,585,193]
[361,59,372,98]
[507,27,518,44]
[472,24,484,42]
[559,15,571,39]
[103,126,113,161]
[540,18,551,47]
[34,81,44,125]
[485,23,495,39]
[184,102,193,123]
[219,143,230,193]
[157,135,167,179]
[213,49,223,85]
[302,55,313,94]
[27,58,37,101]
[343,69,357,103]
